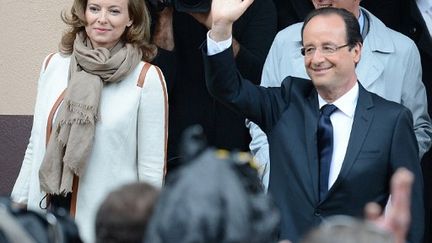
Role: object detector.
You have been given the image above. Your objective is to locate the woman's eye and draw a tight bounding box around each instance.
[88,6,99,12]
[110,9,120,15]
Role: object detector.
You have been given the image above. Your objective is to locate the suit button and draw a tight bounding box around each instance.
[314,209,321,217]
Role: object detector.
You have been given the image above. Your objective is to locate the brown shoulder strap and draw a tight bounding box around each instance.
[154,65,169,176]
[43,53,56,72]
[137,63,152,88]
[45,89,66,146]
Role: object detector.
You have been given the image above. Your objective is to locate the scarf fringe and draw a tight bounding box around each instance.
[64,100,98,123]
[67,100,97,112]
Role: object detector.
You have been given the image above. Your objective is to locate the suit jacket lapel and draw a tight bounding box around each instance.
[327,84,374,197]
[305,89,320,202]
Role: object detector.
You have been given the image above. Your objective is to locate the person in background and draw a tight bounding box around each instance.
[11,0,168,241]
[271,0,314,30]
[150,0,277,172]
[203,3,424,242]
[248,0,432,191]
[95,182,160,243]
[360,2,432,241]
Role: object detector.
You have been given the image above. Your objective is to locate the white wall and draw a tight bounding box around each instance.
[0,0,71,115]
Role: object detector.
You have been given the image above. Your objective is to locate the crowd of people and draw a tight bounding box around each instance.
[5,0,432,242]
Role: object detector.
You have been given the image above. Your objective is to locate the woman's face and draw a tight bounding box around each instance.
[84,0,132,49]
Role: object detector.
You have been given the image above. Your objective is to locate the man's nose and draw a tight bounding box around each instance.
[310,48,326,62]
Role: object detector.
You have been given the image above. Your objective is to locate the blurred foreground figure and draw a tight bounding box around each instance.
[95,183,159,243]
[144,125,280,243]
[0,197,82,243]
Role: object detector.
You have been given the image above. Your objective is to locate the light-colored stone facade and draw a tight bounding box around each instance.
[0,0,71,115]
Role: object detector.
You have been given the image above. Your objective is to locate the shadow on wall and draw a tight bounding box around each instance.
[0,115,32,196]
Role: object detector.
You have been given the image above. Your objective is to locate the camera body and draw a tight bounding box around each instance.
[149,0,211,13]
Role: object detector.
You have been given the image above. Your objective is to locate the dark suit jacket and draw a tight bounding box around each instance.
[203,47,425,242]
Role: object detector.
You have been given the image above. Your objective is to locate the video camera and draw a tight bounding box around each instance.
[147,0,211,13]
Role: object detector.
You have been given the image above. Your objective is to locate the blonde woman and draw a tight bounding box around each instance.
[11,0,168,241]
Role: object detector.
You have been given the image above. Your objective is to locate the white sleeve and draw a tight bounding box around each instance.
[246,120,270,191]
[137,65,168,188]
[11,54,54,204]
[206,31,233,56]
[401,41,432,158]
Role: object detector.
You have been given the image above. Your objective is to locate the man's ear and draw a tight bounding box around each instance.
[352,42,362,64]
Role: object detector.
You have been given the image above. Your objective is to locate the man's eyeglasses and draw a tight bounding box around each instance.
[301,44,350,57]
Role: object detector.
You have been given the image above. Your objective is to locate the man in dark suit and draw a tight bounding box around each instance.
[202,2,424,242]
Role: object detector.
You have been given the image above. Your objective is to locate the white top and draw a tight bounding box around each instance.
[417,0,432,36]
[11,53,168,243]
[318,83,358,189]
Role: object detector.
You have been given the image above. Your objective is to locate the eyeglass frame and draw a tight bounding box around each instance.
[301,43,351,57]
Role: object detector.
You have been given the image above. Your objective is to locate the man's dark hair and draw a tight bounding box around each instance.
[301,7,363,49]
[95,183,159,243]
[143,149,281,243]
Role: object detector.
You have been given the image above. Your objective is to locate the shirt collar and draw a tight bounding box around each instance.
[318,82,359,118]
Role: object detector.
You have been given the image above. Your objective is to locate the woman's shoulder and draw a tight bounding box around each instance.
[42,52,71,71]
[134,61,165,89]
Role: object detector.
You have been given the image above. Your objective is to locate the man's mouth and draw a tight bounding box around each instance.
[312,66,332,73]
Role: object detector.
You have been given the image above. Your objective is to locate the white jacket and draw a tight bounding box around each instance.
[11,53,168,243]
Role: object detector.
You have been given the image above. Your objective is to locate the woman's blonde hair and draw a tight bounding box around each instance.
[60,0,156,61]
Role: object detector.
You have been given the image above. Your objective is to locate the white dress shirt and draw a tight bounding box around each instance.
[318,83,359,189]
[207,31,232,55]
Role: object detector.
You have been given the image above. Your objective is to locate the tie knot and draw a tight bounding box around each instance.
[321,104,337,117]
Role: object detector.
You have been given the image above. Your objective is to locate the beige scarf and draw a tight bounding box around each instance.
[39,32,142,195]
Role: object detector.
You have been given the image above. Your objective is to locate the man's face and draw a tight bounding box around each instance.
[311,0,360,18]
[303,14,361,95]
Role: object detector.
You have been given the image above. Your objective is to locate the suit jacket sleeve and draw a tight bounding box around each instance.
[246,29,291,187]
[203,46,286,133]
[389,107,424,243]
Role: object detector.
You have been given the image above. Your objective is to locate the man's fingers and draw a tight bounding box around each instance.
[389,168,413,228]
[365,202,382,221]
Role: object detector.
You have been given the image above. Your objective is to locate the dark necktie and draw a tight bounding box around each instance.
[318,104,338,201]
